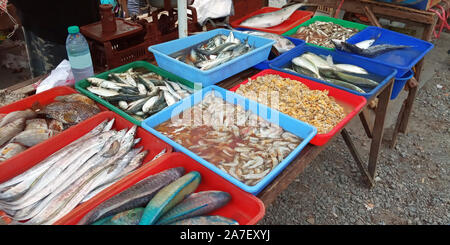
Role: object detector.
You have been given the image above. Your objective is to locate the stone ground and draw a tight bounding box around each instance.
[260,33,450,225]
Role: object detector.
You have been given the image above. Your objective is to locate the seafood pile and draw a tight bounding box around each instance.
[290,21,359,48]
[155,92,302,186]
[284,52,380,93]
[78,169,236,225]
[86,68,193,121]
[0,119,167,225]
[235,74,346,134]
[0,94,100,162]
[170,32,255,71]
[332,34,411,57]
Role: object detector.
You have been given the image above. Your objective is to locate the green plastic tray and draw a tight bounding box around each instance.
[75,61,200,126]
[282,16,368,50]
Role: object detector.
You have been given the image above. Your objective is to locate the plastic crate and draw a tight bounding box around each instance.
[55,152,265,225]
[282,16,368,50]
[75,61,199,126]
[269,45,397,100]
[0,86,108,181]
[141,85,317,195]
[229,69,367,146]
[148,28,275,87]
[230,7,314,35]
[0,111,173,224]
[344,26,434,77]
[234,27,306,70]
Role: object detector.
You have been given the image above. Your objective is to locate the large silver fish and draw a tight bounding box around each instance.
[239,3,308,28]
[240,30,295,53]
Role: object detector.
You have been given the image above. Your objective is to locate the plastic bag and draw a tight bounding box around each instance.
[35,59,75,94]
[191,0,234,25]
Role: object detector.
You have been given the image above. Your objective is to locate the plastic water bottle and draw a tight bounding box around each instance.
[66,26,94,82]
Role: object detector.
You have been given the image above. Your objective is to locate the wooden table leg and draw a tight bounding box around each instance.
[390,99,406,148]
[359,108,373,139]
[399,77,419,133]
[342,79,394,187]
[341,128,375,187]
[367,79,393,180]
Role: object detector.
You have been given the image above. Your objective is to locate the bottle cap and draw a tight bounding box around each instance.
[68,26,80,34]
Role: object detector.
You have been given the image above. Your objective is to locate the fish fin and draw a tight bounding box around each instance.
[326,55,334,67]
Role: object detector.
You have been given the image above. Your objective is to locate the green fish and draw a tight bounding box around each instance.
[139,171,201,225]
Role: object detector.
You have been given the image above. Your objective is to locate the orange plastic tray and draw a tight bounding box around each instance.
[230,7,313,35]
[55,152,266,225]
[229,69,367,146]
[0,111,173,224]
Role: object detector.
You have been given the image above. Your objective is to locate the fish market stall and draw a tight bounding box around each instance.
[0,0,440,225]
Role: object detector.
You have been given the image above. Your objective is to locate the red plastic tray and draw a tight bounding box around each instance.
[0,110,173,212]
[230,7,313,35]
[229,69,367,146]
[55,152,265,225]
[0,86,110,181]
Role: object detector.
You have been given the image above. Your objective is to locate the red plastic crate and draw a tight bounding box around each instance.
[229,69,367,146]
[0,86,110,181]
[55,152,265,225]
[230,7,313,35]
[0,111,173,221]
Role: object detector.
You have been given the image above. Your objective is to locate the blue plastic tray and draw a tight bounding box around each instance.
[148,29,275,88]
[269,45,397,100]
[142,85,317,195]
[344,26,434,77]
[391,69,414,100]
[234,28,306,70]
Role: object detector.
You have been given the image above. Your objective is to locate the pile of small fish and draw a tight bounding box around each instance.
[155,92,302,186]
[236,74,346,134]
[332,34,412,57]
[239,30,295,57]
[239,2,310,28]
[86,68,193,121]
[290,21,359,48]
[0,119,167,225]
[170,32,255,71]
[285,52,380,93]
[77,168,237,225]
[0,94,100,162]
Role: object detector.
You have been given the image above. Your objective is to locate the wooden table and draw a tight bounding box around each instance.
[295,0,443,149]
[215,68,394,206]
[7,66,394,207]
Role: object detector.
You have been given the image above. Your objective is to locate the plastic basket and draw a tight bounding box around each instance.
[75,61,199,126]
[230,7,314,35]
[282,16,368,50]
[141,85,317,195]
[269,44,397,100]
[229,69,367,146]
[148,28,275,87]
[344,26,434,77]
[0,111,173,224]
[55,152,265,225]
